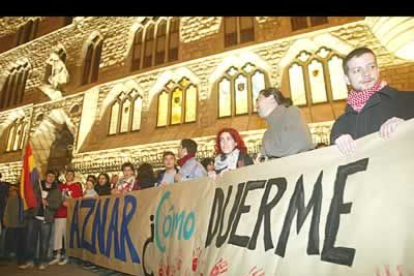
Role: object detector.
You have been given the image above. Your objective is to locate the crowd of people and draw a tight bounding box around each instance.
[0,47,413,271]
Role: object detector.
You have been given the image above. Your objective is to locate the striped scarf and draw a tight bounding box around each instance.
[347,80,387,113]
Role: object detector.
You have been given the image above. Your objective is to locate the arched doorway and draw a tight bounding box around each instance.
[46,123,74,173]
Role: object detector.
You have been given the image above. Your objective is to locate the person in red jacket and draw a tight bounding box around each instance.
[49,169,82,266]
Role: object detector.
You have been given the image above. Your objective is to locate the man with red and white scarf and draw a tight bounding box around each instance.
[330,47,414,155]
[174,139,207,182]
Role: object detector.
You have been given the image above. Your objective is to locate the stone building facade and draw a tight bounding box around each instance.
[0,16,413,182]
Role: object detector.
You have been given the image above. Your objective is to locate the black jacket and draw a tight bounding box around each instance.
[330,86,414,144]
[94,182,112,196]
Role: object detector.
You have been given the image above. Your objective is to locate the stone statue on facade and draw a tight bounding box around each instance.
[39,49,69,101]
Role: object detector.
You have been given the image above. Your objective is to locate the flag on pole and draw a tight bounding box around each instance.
[19,142,39,210]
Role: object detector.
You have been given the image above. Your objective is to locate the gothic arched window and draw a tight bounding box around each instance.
[287,47,348,107]
[217,63,268,118]
[0,62,31,110]
[108,89,143,135]
[5,118,27,152]
[156,77,197,127]
[82,35,103,85]
[131,17,180,71]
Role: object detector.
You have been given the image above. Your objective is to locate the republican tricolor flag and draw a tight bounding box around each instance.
[19,142,39,210]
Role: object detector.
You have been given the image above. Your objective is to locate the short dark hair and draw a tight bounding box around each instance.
[121,162,135,172]
[65,169,75,177]
[200,157,214,171]
[163,151,175,159]
[259,87,292,107]
[9,183,19,190]
[87,174,97,183]
[181,139,197,155]
[86,180,95,187]
[97,173,110,183]
[137,163,155,183]
[343,47,376,75]
[46,170,57,177]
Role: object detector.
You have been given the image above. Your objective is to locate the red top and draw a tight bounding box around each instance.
[54,182,83,218]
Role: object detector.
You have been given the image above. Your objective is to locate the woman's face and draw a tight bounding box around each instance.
[98,175,107,186]
[220,132,237,155]
[86,181,94,190]
[123,167,134,178]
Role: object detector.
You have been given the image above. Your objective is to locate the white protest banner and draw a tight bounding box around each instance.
[67,119,414,276]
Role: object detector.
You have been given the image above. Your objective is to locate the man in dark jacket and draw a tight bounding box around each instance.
[330,47,414,155]
[3,183,26,265]
[19,170,62,270]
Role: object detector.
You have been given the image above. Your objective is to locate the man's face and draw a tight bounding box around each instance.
[256,94,277,118]
[178,144,187,158]
[8,186,18,197]
[46,173,56,184]
[66,172,74,183]
[345,52,380,92]
[164,154,176,170]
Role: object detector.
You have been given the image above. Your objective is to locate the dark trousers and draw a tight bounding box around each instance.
[0,223,6,257]
[25,218,53,265]
[5,227,26,264]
